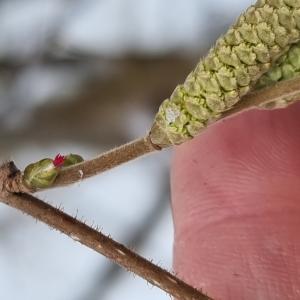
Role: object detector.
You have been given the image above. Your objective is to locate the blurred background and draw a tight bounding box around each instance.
[0,0,252,299]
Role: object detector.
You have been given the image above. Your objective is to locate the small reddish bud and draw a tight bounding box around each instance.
[53,154,65,167]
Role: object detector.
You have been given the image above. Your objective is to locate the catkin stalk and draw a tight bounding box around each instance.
[150,0,300,148]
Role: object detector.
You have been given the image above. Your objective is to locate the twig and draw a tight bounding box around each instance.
[77,173,170,300]
[54,136,158,187]
[6,77,300,194]
[2,74,300,300]
[0,162,211,300]
[5,136,159,193]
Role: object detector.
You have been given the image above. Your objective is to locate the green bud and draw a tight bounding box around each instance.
[23,159,59,189]
[62,154,84,167]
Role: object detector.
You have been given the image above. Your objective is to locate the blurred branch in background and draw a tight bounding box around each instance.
[0,54,197,149]
[0,0,249,149]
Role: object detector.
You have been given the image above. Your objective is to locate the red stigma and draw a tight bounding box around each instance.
[53,154,65,167]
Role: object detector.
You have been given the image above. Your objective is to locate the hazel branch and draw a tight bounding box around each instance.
[0,162,211,300]
[53,136,158,188]
[7,136,159,193]
[5,77,300,194]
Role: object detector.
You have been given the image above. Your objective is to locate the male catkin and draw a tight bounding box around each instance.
[150,0,300,148]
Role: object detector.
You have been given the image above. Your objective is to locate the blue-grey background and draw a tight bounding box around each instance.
[0,1,252,299]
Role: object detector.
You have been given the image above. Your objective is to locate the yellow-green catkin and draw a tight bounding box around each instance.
[150,0,300,148]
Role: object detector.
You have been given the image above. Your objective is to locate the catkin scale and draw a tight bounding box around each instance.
[257,41,300,86]
[254,41,300,108]
[150,0,300,148]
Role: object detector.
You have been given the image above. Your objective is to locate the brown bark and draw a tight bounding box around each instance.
[0,162,211,300]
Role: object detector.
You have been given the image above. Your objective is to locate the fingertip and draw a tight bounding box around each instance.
[171,105,300,299]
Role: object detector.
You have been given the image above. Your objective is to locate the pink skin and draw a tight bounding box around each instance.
[172,102,300,300]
